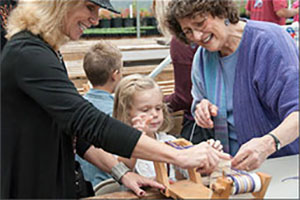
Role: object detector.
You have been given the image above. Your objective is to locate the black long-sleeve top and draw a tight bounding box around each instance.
[1,31,141,198]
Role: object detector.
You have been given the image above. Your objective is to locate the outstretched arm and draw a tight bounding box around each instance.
[276,8,299,18]
[117,156,137,170]
[83,145,118,173]
[83,146,164,197]
[131,134,231,175]
[232,111,299,171]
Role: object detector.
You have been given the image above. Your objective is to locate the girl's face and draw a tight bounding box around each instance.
[129,87,164,134]
[63,1,100,40]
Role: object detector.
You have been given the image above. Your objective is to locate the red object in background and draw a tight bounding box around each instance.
[292,0,299,22]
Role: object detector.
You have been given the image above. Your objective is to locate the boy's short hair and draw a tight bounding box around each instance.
[83,40,122,86]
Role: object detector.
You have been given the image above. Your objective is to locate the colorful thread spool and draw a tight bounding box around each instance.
[226,170,261,195]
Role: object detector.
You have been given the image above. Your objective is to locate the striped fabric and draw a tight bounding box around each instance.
[203,53,230,153]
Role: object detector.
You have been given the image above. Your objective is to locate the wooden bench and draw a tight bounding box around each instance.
[60,43,169,62]
[68,64,175,95]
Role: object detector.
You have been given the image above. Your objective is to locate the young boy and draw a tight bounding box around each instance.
[76,40,123,187]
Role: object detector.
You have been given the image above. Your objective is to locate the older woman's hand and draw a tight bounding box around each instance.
[194,99,218,129]
[178,142,231,175]
[121,172,165,197]
[231,136,275,171]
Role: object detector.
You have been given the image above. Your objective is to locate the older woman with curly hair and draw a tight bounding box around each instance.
[164,0,299,171]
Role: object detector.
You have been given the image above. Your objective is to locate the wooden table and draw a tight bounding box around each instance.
[88,154,299,199]
[86,187,167,199]
[255,154,299,199]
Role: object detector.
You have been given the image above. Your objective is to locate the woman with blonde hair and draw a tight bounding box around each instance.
[1,0,230,198]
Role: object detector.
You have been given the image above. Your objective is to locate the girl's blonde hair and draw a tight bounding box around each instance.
[6,0,83,50]
[113,74,173,133]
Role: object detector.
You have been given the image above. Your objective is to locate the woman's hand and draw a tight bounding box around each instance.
[207,139,223,152]
[178,142,231,175]
[194,99,218,128]
[120,172,165,197]
[231,135,275,171]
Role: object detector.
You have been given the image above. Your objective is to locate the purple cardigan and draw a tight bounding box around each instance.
[233,20,299,157]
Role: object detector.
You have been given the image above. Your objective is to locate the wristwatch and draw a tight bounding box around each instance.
[268,133,281,152]
[110,162,131,184]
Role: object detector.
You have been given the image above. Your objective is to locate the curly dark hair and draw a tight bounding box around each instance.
[164,0,240,44]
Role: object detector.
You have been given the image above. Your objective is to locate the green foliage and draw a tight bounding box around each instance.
[83,26,157,35]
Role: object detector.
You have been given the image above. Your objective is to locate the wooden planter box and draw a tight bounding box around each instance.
[141,17,157,26]
[123,18,135,27]
[99,19,111,28]
[111,18,123,28]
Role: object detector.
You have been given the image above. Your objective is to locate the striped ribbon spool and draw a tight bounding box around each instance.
[164,141,193,149]
[226,169,262,195]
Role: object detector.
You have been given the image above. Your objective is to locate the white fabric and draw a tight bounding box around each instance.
[135,132,177,180]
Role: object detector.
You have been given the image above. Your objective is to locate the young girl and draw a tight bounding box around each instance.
[113,74,222,181]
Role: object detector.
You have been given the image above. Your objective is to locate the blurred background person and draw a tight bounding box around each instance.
[75,40,122,187]
[292,0,299,23]
[153,0,214,144]
[245,0,299,25]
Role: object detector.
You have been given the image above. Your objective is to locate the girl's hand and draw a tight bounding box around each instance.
[194,99,218,128]
[131,113,153,133]
[207,139,223,152]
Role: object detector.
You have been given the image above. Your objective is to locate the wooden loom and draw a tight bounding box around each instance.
[153,138,272,199]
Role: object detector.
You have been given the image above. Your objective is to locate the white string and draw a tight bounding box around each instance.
[189,122,197,142]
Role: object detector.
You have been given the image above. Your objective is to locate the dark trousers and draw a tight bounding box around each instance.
[180,117,215,144]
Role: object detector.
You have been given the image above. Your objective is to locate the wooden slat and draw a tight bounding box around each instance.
[68,64,175,96]
[65,61,173,79]
[61,41,169,62]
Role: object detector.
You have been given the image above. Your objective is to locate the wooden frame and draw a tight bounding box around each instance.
[154,138,272,199]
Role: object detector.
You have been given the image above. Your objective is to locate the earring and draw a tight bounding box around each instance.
[224,18,230,26]
[190,42,197,49]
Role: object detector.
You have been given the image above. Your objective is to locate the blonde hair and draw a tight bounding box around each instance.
[113,74,173,133]
[83,40,122,87]
[152,0,172,40]
[6,0,83,50]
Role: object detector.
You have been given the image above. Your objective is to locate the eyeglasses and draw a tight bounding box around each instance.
[180,16,208,40]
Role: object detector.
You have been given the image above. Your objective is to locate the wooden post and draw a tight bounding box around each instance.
[252,172,272,199]
[153,161,170,197]
[211,177,233,199]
